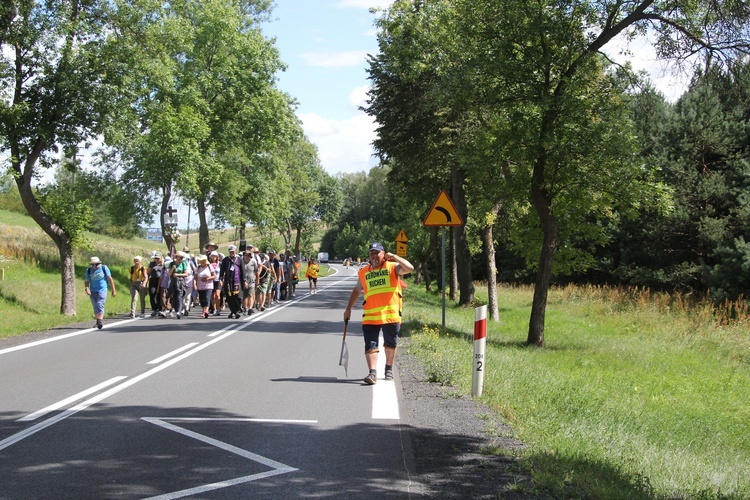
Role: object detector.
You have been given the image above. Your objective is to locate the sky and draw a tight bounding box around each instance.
[260,0,391,177]
[261,2,691,177]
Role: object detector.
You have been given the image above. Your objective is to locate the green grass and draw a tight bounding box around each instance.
[402,283,750,499]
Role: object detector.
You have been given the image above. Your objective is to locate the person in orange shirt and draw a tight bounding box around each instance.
[344,242,413,385]
[305,257,320,294]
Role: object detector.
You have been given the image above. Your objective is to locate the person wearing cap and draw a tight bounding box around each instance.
[194,254,217,319]
[242,250,259,315]
[219,244,245,318]
[167,251,189,319]
[208,251,221,315]
[84,256,116,330]
[128,256,148,318]
[344,242,414,385]
[181,247,197,316]
[148,252,164,316]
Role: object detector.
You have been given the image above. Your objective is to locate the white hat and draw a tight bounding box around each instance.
[90,256,101,264]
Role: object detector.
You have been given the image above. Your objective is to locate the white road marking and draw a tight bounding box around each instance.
[147,343,200,364]
[16,376,128,422]
[0,318,139,356]
[142,417,309,499]
[372,333,400,420]
[0,327,247,452]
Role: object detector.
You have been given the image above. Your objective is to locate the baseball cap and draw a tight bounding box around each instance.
[369,242,385,252]
[228,245,237,252]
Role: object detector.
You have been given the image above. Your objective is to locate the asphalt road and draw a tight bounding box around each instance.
[0,265,426,499]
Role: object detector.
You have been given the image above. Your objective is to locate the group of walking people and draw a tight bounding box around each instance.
[85,239,413,387]
[128,242,303,320]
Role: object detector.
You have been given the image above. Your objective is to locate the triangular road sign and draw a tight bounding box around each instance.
[424,190,464,227]
[395,230,408,243]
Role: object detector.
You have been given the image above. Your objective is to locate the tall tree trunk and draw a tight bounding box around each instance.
[483,202,502,321]
[238,195,248,242]
[160,185,176,257]
[197,194,209,253]
[13,155,77,315]
[451,167,474,305]
[281,219,293,252]
[528,157,558,347]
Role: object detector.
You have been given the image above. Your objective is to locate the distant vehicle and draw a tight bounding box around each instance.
[360,261,370,268]
[317,252,329,263]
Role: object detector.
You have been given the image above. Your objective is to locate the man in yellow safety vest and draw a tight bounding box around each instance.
[344,242,414,385]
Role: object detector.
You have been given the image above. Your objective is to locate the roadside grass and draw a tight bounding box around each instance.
[402,282,750,499]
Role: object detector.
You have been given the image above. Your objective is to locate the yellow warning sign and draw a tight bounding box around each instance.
[395,230,408,243]
[423,190,464,227]
[396,241,408,257]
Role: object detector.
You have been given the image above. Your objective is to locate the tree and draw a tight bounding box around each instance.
[1,1,120,315]
[371,0,750,346]
[105,0,287,254]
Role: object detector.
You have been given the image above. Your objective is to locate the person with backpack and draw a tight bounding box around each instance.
[84,256,116,330]
[129,256,148,318]
[255,253,273,312]
[168,251,189,319]
[194,254,216,319]
[148,252,164,316]
[181,247,197,316]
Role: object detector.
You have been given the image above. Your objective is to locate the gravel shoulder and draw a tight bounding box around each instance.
[397,345,539,499]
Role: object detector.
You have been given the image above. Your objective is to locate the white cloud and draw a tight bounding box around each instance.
[299,111,377,175]
[348,85,370,109]
[604,33,693,102]
[299,50,370,68]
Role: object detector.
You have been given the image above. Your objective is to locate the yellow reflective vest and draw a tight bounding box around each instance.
[358,261,402,325]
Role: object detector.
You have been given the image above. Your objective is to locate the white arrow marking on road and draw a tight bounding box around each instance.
[141,417,313,499]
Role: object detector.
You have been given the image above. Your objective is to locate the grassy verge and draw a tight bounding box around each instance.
[402,282,750,499]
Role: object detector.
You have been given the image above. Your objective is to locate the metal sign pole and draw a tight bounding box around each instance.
[441,226,446,336]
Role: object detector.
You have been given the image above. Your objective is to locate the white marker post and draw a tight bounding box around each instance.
[472,305,487,397]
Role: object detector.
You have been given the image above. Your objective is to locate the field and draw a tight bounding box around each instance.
[402,283,750,498]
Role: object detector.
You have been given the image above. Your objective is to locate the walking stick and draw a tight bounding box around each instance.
[339,319,349,377]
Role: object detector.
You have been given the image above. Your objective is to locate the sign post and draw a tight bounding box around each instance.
[423,190,464,335]
[472,305,487,396]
